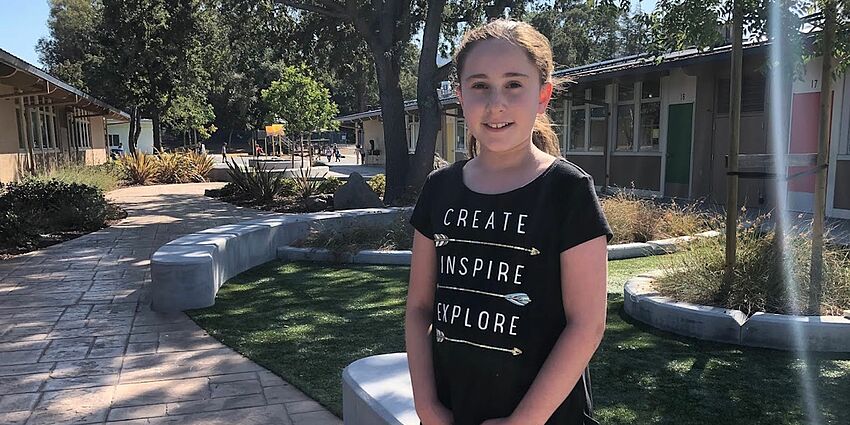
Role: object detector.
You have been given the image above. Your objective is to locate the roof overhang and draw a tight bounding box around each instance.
[0,48,129,121]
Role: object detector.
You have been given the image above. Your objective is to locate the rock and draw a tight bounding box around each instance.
[334,173,384,210]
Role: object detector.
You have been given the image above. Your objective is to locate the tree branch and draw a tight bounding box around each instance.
[277,0,348,19]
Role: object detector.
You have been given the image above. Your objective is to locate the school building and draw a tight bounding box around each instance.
[338,41,850,219]
[0,48,128,183]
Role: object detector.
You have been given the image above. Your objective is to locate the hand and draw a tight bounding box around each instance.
[418,401,453,425]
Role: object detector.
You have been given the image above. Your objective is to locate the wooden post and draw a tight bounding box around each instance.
[810,4,835,315]
[724,0,744,288]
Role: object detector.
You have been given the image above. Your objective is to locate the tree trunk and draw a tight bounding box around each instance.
[723,0,743,290]
[152,113,163,152]
[370,42,410,204]
[409,0,447,192]
[810,4,835,315]
[130,109,142,154]
[128,106,138,155]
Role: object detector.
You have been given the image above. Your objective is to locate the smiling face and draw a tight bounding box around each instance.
[457,38,553,156]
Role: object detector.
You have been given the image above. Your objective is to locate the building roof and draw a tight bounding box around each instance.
[336,39,768,123]
[0,48,129,120]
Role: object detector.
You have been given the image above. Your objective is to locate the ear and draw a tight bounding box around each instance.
[537,81,554,114]
[456,86,463,104]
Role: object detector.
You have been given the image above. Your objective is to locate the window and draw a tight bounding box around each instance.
[14,96,57,150]
[551,100,565,149]
[716,77,765,114]
[566,85,608,152]
[68,108,92,148]
[455,116,466,151]
[108,134,121,148]
[615,80,661,152]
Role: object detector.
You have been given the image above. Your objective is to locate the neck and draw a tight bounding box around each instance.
[473,137,545,172]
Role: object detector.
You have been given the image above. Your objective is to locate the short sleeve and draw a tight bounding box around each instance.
[409,173,435,240]
[558,175,613,253]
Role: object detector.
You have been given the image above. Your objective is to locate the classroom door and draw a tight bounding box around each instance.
[665,103,693,198]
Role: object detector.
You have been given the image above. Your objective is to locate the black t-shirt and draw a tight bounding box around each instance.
[409,158,613,425]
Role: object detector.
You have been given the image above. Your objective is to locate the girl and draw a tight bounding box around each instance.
[406,19,612,425]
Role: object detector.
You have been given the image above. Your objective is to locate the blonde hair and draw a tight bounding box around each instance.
[453,19,569,158]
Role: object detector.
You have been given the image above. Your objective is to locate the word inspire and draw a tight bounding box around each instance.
[440,255,524,285]
[436,302,519,336]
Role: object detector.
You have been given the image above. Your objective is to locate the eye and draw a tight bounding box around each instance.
[507,81,522,88]
[471,82,488,89]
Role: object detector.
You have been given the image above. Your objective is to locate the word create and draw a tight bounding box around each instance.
[442,208,528,234]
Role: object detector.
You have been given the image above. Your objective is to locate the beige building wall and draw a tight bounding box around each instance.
[362,119,385,166]
[0,83,23,182]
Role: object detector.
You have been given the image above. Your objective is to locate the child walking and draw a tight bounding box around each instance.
[406,19,612,425]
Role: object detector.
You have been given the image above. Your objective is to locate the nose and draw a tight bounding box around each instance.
[486,88,507,113]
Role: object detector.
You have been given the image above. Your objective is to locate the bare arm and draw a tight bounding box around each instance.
[487,235,608,425]
[405,230,451,423]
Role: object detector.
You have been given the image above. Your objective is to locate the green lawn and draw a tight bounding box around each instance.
[188,254,850,424]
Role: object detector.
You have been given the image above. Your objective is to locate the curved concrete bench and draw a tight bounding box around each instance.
[624,276,850,352]
[149,208,407,312]
[342,353,417,425]
[278,230,722,265]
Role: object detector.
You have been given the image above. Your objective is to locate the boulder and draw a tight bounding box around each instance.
[334,172,384,210]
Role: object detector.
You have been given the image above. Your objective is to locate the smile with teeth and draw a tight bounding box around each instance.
[485,122,512,129]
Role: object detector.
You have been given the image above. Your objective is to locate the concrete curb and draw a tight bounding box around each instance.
[342,353,416,425]
[624,276,850,352]
[279,230,722,265]
[149,208,407,312]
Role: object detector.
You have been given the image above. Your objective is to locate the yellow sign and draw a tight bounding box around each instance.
[265,124,285,136]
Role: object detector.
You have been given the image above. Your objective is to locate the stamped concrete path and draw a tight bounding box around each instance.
[0,183,342,425]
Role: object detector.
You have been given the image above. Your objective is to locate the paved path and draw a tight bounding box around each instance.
[0,183,342,425]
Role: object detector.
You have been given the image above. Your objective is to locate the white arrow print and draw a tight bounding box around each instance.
[435,329,522,356]
[436,285,531,306]
[433,234,540,256]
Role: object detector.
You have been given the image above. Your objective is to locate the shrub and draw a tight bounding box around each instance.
[657,214,850,316]
[155,152,192,184]
[186,152,215,182]
[298,213,414,254]
[317,176,344,194]
[368,174,385,198]
[0,180,113,248]
[120,153,159,185]
[38,162,123,192]
[225,160,289,202]
[292,166,327,200]
[601,189,716,243]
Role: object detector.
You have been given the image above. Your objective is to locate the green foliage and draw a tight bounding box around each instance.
[367,174,386,198]
[260,65,340,134]
[36,162,123,192]
[0,180,112,248]
[317,176,344,194]
[186,151,215,182]
[224,160,289,202]
[657,214,850,316]
[291,167,327,200]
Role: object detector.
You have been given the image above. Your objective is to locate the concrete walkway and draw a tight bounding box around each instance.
[0,183,342,425]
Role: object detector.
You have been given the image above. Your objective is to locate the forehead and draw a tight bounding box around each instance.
[461,38,538,80]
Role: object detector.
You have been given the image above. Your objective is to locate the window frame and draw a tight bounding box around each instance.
[564,86,607,155]
[455,116,466,152]
[614,80,662,154]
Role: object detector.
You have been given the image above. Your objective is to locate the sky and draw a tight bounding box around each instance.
[0,0,657,70]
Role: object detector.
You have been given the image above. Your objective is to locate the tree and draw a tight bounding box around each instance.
[37,0,103,90]
[98,0,213,152]
[260,65,340,135]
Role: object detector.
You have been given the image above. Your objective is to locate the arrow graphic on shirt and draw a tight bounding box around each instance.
[437,285,531,306]
[435,329,523,356]
[433,234,540,256]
